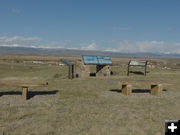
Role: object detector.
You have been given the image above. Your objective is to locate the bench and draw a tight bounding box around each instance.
[0,82,48,100]
[119,81,168,96]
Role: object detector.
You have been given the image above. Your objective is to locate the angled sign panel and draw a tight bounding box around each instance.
[82,56,112,65]
[82,56,99,64]
[97,56,112,64]
[129,60,147,66]
[61,59,73,66]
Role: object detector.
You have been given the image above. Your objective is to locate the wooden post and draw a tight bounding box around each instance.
[68,66,70,79]
[150,84,162,96]
[72,65,74,79]
[68,65,74,79]
[22,87,28,100]
[68,66,72,79]
[145,64,147,76]
[122,84,132,96]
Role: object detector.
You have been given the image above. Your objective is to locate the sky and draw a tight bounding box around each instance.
[0,0,180,54]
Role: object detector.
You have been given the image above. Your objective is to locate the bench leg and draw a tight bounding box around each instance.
[122,84,132,96]
[150,84,162,96]
[22,87,28,100]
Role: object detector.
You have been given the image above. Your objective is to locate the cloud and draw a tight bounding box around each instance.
[104,48,118,52]
[1,36,180,54]
[0,36,42,42]
[0,43,22,47]
[12,8,20,14]
[105,40,180,54]
[0,36,66,48]
[81,43,97,50]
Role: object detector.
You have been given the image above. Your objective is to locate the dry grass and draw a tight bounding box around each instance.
[0,58,180,135]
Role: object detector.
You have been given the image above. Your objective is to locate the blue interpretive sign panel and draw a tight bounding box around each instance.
[61,59,73,66]
[97,56,112,64]
[82,56,112,65]
[82,56,99,64]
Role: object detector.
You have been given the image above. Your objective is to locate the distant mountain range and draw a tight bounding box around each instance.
[0,46,180,58]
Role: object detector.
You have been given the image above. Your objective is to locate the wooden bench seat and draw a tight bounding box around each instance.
[119,81,168,96]
[0,82,48,100]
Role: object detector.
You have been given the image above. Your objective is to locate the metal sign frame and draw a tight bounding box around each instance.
[127,60,148,76]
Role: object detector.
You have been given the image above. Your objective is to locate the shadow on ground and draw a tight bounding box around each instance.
[110,89,167,93]
[129,71,145,75]
[0,90,58,99]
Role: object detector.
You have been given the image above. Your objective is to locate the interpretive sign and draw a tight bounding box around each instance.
[61,59,73,66]
[61,59,74,79]
[97,56,112,65]
[82,56,112,65]
[127,60,148,76]
[82,56,99,65]
[81,56,112,77]
[129,60,147,66]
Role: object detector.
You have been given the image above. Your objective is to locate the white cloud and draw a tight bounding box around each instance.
[104,48,118,52]
[0,43,22,47]
[105,40,180,54]
[12,8,20,14]
[0,36,66,48]
[81,43,97,50]
[0,36,42,42]
[1,36,180,54]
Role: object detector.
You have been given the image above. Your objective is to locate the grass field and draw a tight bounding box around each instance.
[0,58,180,135]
